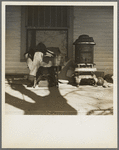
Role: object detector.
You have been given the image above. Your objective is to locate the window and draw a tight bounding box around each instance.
[27,29,68,56]
[26,6,68,27]
[21,6,73,61]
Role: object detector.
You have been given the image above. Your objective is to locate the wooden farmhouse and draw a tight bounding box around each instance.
[5,6,113,77]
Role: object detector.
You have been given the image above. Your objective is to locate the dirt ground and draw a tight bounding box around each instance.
[5,76,113,115]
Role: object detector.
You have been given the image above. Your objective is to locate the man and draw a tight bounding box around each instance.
[24,42,55,87]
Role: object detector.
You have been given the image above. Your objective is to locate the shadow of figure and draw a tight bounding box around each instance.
[5,81,77,115]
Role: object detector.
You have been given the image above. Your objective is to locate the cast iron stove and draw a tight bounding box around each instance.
[73,35,98,86]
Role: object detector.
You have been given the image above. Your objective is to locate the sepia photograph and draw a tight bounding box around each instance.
[4,3,115,115]
[2,1,118,148]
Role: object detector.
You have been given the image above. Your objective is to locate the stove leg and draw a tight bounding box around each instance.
[93,74,98,87]
[75,76,82,87]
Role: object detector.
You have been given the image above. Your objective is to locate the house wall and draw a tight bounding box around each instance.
[6,6,113,75]
[73,6,113,75]
[6,6,28,74]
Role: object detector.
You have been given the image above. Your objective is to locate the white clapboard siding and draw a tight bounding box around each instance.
[5,6,28,74]
[5,68,29,74]
[73,6,113,75]
[94,58,113,62]
[6,62,27,67]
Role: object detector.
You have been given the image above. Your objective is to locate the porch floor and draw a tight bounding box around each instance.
[5,76,113,115]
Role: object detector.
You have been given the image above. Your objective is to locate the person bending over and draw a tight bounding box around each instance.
[24,42,54,87]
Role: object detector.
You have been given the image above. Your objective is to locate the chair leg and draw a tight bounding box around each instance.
[33,77,36,88]
[33,75,42,88]
[55,71,58,87]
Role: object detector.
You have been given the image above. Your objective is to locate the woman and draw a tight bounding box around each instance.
[24,42,54,87]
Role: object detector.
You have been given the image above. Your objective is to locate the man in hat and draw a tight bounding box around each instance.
[24,42,55,87]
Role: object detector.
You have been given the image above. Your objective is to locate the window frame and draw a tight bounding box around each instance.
[20,6,73,62]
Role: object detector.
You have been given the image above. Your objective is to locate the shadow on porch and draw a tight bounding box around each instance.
[5,80,77,115]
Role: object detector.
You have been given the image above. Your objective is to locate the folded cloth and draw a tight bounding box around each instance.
[25,52,44,76]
